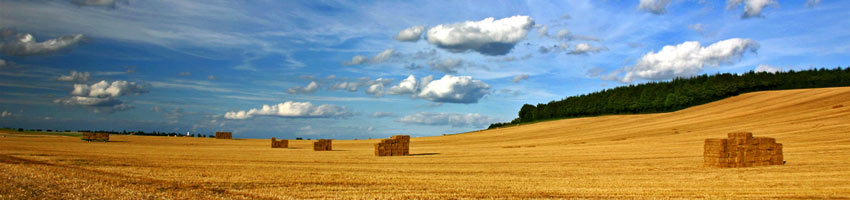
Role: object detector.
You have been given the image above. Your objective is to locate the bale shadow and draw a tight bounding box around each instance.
[409,153,440,156]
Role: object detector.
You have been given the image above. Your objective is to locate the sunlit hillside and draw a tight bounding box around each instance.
[2,87,849,199]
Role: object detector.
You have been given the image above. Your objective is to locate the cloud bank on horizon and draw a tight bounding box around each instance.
[0,0,847,139]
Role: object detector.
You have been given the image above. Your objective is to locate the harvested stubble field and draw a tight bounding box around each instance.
[2,87,850,199]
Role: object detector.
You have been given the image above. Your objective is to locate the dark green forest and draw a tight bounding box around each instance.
[489,67,850,129]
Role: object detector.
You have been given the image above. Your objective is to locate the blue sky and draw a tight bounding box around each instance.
[0,0,847,139]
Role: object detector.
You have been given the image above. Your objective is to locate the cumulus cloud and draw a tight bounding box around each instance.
[568,43,608,55]
[70,80,149,98]
[287,81,319,94]
[754,64,781,73]
[223,101,352,119]
[426,15,534,56]
[371,112,396,118]
[364,78,392,97]
[728,0,778,19]
[394,26,425,42]
[1,111,11,117]
[512,74,529,83]
[330,77,393,94]
[417,75,490,104]
[552,29,599,41]
[0,30,84,56]
[57,70,90,82]
[618,38,759,82]
[54,80,149,113]
[639,0,672,14]
[428,58,464,74]
[805,0,820,8]
[343,48,398,65]
[398,112,496,127]
[386,75,489,104]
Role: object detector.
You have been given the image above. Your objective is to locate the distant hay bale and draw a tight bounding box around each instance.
[704,132,784,168]
[375,135,410,156]
[313,139,332,151]
[215,132,232,139]
[271,137,289,148]
[81,132,109,142]
[833,104,844,109]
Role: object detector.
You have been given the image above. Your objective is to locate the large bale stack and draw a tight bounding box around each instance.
[81,132,109,142]
[374,135,410,156]
[271,137,288,148]
[704,132,784,168]
[215,132,232,139]
[313,139,332,151]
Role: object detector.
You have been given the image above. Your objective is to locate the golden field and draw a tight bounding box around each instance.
[2,87,850,199]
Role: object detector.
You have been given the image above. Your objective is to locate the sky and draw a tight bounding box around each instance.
[0,0,848,139]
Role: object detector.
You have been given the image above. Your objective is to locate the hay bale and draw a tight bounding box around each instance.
[81,132,109,142]
[215,132,232,139]
[374,135,411,156]
[271,138,289,148]
[705,132,783,168]
[313,139,332,151]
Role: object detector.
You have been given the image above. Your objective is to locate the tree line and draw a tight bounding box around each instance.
[489,67,850,129]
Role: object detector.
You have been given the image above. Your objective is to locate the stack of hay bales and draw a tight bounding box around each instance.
[271,137,288,148]
[313,139,332,151]
[215,132,232,139]
[374,135,410,156]
[81,132,109,142]
[704,132,784,168]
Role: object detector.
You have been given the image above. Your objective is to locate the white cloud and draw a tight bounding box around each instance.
[512,74,529,83]
[54,80,148,113]
[688,23,706,34]
[371,112,396,118]
[365,78,390,97]
[0,30,84,56]
[1,111,11,117]
[286,81,319,94]
[330,77,393,95]
[619,38,759,82]
[727,0,778,19]
[57,71,90,82]
[426,15,534,56]
[394,25,425,42]
[754,64,781,73]
[805,0,820,8]
[343,48,397,65]
[385,75,488,104]
[387,75,422,95]
[178,72,191,76]
[0,59,6,67]
[71,80,149,98]
[428,58,464,74]
[417,75,490,104]
[223,101,352,119]
[638,0,672,15]
[398,112,496,127]
[568,43,608,55]
[207,75,218,80]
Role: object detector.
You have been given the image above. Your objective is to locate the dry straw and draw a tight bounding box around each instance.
[704,132,784,168]
[271,137,288,148]
[81,132,109,142]
[375,135,410,156]
[215,132,232,139]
